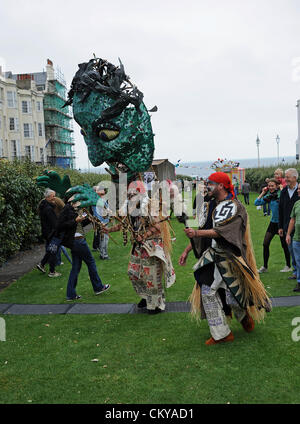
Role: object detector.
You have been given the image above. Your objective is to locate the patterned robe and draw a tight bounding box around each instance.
[128,238,176,310]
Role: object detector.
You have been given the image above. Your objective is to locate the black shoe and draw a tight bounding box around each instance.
[137,299,147,308]
[293,284,300,292]
[66,295,82,301]
[288,275,297,280]
[95,284,110,295]
[147,307,162,315]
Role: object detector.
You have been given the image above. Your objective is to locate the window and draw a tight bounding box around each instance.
[11,140,17,159]
[25,145,31,159]
[0,88,3,109]
[0,139,3,157]
[0,87,4,105]
[22,100,32,114]
[40,148,44,164]
[38,122,43,137]
[9,117,19,131]
[7,91,17,108]
[36,101,42,112]
[23,123,33,138]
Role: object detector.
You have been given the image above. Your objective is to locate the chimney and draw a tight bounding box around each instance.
[46,58,55,81]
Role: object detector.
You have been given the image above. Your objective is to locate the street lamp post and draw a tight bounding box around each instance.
[276,134,280,163]
[256,134,261,167]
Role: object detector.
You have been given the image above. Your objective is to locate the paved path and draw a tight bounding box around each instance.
[1,235,300,315]
[0,243,44,290]
[1,296,300,315]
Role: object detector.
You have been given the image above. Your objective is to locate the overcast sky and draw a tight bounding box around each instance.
[1,0,300,170]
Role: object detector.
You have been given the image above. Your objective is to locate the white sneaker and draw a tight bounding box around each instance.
[36,264,46,273]
[48,272,62,278]
[280,266,292,272]
[258,266,268,273]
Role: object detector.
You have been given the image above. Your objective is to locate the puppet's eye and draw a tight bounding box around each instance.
[99,129,120,141]
[80,128,87,136]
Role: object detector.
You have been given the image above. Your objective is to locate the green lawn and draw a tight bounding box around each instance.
[1,192,300,404]
[1,308,300,404]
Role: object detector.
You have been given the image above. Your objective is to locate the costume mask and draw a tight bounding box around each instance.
[64,57,155,182]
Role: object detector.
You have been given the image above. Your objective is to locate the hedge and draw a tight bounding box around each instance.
[244,162,299,192]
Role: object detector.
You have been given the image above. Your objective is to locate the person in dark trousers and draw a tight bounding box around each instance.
[55,199,110,301]
[286,183,300,292]
[278,168,299,277]
[254,179,291,273]
[241,180,250,205]
[37,189,61,278]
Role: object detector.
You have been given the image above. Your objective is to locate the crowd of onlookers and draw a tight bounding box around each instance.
[36,167,300,299]
[250,167,300,293]
[37,186,110,301]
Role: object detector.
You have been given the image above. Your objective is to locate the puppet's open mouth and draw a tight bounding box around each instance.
[111,162,129,173]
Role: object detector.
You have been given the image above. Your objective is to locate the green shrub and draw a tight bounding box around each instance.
[0,160,44,265]
[0,159,111,266]
[176,174,193,181]
[245,162,299,192]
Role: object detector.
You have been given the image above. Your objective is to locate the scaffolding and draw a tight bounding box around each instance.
[44,110,73,129]
[44,72,75,169]
[43,94,72,117]
[45,126,74,144]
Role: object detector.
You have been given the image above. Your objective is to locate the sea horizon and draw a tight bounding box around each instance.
[78,155,299,178]
[174,155,298,178]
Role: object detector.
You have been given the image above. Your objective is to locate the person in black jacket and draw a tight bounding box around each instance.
[278,168,299,276]
[56,200,110,301]
[37,189,61,277]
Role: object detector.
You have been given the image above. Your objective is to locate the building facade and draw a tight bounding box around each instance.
[31,60,75,169]
[0,59,75,168]
[0,68,46,163]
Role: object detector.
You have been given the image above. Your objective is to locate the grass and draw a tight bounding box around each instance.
[0,193,298,304]
[1,308,300,404]
[1,192,300,404]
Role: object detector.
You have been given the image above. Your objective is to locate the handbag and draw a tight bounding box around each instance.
[47,236,63,254]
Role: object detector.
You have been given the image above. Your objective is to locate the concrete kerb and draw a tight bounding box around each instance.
[0,297,300,315]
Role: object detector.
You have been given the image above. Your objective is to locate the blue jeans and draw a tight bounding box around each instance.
[56,246,73,265]
[61,245,72,264]
[67,238,104,299]
[55,246,62,266]
[263,202,270,215]
[99,233,109,259]
[292,240,300,281]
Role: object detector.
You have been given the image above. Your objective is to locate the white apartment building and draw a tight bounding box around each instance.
[0,67,46,163]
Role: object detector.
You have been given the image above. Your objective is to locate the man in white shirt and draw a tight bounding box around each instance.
[278,168,299,276]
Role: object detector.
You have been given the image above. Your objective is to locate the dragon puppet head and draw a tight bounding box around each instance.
[64,57,155,182]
